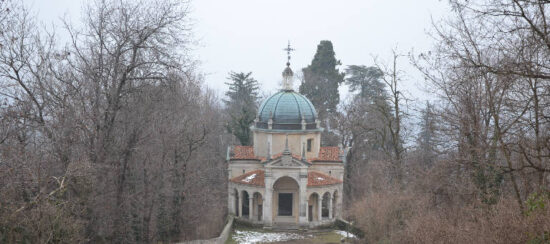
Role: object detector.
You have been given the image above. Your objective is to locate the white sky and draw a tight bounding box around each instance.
[28,0,451,103]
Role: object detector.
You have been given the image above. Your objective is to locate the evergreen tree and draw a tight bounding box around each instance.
[345,65,385,101]
[299,40,344,117]
[417,101,437,166]
[224,72,260,145]
[346,65,393,152]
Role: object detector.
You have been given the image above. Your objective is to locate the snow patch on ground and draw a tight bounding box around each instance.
[232,230,308,244]
[242,173,257,183]
[334,230,357,239]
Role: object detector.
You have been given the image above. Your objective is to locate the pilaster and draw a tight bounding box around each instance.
[298,171,308,226]
[248,196,254,219]
[317,196,322,223]
[328,195,333,219]
[263,171,273,227]
[238,190,243,218]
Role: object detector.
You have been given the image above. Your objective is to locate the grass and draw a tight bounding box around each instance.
[291,231,344,244]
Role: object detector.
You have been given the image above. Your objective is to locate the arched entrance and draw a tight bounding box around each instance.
[321,192,331,219]
[253,192,263,221]
[308,193,320,222]
[242,190,250,217]
[272,176,299,224]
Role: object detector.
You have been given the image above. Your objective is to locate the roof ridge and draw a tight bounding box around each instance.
[290,92,303,120]
[258,91,282,122]
[298,92,316,118]
[272,92,285,121]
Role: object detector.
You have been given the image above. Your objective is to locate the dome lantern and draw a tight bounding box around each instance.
[282,41,295,91]
[252,42,322,132]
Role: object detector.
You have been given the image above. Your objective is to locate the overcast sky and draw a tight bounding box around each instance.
[29,0,451,103]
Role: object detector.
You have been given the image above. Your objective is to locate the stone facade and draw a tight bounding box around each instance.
[226,58,346,228]
[227,145,345,228]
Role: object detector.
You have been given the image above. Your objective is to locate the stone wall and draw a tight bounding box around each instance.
[253,131,321,159]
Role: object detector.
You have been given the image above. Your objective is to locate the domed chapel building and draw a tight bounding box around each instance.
[226,46,347,228]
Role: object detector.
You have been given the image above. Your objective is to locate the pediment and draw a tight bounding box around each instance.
[265,154,309,168]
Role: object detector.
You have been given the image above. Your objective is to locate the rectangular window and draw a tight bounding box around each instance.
[307,139,313,152]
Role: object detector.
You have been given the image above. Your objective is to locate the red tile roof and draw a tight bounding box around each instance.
[230,146,342,163]
[307,171,343,186]
[311,147,342,162]
[230,170,265,186]
[229,170,342,187]
[230,146,263,160]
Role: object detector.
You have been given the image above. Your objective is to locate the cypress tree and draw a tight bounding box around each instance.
[299,40,344,118]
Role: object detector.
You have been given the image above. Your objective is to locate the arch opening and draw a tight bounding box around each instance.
[322,192,331,218]
[308,193,320,222]
[272,176,300,223]
[242,190,250,217]
[253,192,263,221]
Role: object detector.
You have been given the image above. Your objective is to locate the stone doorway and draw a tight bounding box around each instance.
[272,176,299,224]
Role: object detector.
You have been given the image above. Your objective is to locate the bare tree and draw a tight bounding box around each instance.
[412,0,550,210]
[0,1,228,243]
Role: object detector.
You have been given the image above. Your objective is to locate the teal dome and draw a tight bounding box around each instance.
[255,90,318,130]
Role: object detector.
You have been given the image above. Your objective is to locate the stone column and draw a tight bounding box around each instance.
[317,196,322,222]
[238,190,242,218]
[298,172,308,226]
[305,194,309,223]
[263,173,273,227]
[328,195,333,219]
[248,195,254,220]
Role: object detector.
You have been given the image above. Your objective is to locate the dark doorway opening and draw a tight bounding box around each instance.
[258,205,262,221]
[308,205,313,222]
[322,192,330,218]
[278,193,293,216]
[234,189,239,216]
[243,191,250,216]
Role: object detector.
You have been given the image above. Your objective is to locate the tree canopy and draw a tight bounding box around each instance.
[345,65,385,101]
[224,71,260,145]
[299,40,344,117]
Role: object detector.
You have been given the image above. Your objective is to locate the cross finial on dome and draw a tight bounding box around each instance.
[283,41,294,67]
[282,41,295,91]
